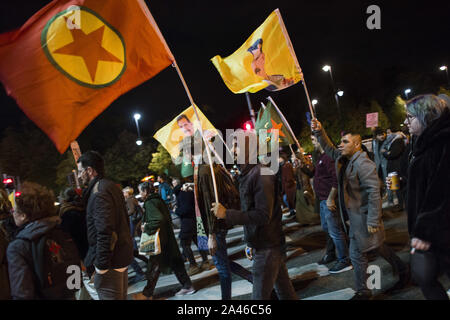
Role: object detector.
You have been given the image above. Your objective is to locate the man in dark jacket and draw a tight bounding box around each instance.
[212,131,297,300]
[312,120,409,299]
[77,151,133,300]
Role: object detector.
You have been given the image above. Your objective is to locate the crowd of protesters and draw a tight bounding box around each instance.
[0,93,449,300]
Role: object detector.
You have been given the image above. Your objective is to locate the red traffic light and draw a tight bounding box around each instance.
[243,121,253,131]
[15,191,21,197]
[3,178,13,184]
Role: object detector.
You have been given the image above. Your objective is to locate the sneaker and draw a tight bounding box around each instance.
[318,254,337,265]
[175,286,196,296]
[328,260,353,274]
[187,264,202,276]
[350,291,372,300]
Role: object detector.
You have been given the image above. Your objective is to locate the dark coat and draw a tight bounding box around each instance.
[316,128,385,252]
[382,134,405,175]
[280,162,297,209]
[0,215,16,300]
[226,164,286,250]
[143,193,184,273]
[406,108,450,252]
[175,187,196,240]
[59,201,89,261]
[84,177,133,272]
[6,216,61,299]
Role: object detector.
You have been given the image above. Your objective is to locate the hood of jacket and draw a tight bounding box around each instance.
[59,201,84,217]
[413,108,450,156]
[15,215,61,241]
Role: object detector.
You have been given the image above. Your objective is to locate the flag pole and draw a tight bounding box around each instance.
[275,9,316,119]
[245,92,257,126]
[172,61,219,205]
[267,96,302,152]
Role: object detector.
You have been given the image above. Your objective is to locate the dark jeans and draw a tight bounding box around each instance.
[181,235,208,266]
[94,269,128,300]
[129,217,144,275]
[319,200,349,263]
[212,230,253,300]
[252,246,297,300]
[411,250,450,300]
[349,236,407,294]
[142,254,192,298]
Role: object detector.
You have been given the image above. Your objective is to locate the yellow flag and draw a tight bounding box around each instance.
[153,105,218,159]
[211,9,302,94]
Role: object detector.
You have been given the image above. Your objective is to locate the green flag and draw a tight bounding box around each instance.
[255,101,295,152]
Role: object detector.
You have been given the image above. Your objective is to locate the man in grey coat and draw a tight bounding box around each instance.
[311,119,409,299]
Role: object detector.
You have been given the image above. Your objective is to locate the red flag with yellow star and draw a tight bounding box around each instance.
[0,0,174,153]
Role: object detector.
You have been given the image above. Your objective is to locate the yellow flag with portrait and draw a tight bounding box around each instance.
[211,9,302,94]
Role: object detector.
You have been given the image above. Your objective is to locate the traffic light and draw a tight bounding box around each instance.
[2,177,15,190]
[243,120,253,131]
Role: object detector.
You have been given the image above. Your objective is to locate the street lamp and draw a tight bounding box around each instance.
[322,64,342,117]
[439,65,449,87]
[312,99,318,106]
[404,88,411,99]
[337,90,344,97]
[133,113,142,146]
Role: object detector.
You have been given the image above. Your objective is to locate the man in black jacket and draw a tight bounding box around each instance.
[212,131,297,300]
[77,151,133,300]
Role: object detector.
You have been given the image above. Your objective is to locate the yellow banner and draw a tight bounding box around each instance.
[211,9,302,94]
[153,105,218,159]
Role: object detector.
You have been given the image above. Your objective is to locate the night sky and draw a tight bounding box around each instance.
[1,0,449,151]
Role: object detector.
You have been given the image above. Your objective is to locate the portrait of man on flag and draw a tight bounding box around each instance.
[211,9,302,94]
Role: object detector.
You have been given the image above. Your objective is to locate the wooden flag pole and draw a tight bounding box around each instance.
[267,96,302,152]
[275,9,316,119]
[172,61,219,205]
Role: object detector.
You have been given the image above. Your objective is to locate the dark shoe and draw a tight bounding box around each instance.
[200,260,214,271]
[328,260,353,274]
[350,291,372,300]
[288,210,296,218]
[387,266,411,293]
[318,254,337,265]
[129,273,146,284]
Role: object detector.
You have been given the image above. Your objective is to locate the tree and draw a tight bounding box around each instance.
[103,131,155,187]
[0,119,64,191]
[148,144,180,178]
[386,95,406,130]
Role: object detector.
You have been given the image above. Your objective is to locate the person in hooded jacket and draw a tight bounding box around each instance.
[390,94,450,300]
[6,182,74,300]
[0,187,16,300]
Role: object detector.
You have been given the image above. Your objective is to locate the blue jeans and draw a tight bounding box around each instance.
[252,246,297,300]
[212,230,252,300]
[319,200,349,263]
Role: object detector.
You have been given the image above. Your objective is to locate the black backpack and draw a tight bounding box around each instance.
[21,226,81,299]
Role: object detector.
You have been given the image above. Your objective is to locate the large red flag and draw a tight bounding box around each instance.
[0,0,174,153]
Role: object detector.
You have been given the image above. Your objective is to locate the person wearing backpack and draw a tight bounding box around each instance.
[7,182,80,300]
[77,151,133,300]
[0,187,16,300]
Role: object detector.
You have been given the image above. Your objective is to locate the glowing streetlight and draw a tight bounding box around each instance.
[337,90,344,97]
[322,65,331,72]
[439,66,449,87]
[404,88,411,99]
[133,113,142,146]
[312,99,318,105]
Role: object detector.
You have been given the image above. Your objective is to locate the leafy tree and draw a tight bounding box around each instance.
[385,95,406,130]
[103,131,155,187]
[55,151,77,192]
[148,144,181,178]
[0,119,64,191]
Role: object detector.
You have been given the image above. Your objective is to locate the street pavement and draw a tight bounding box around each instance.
[82,203,450,300]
